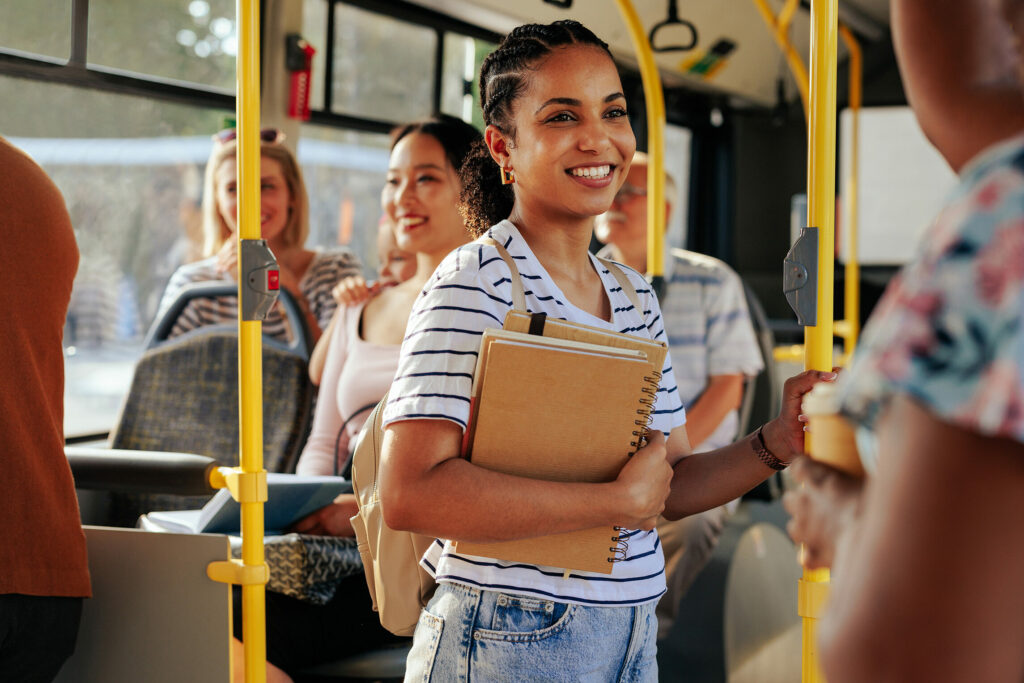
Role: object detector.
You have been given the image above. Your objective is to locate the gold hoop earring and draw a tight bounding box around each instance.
[500,167,515,185]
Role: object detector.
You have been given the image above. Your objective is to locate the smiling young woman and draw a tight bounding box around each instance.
[378,20,829,681]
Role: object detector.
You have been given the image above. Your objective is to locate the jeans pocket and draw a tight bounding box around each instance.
[406,609,444,683]
[475,594,574,643]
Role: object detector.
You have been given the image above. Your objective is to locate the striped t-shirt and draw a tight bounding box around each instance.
[383,220,687,607]
[155,247,361,343]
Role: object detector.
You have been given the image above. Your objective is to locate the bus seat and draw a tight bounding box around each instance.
[93,284,315,526]
[737,282,785,503]
[737,281,780,440]
[657,501,800,682]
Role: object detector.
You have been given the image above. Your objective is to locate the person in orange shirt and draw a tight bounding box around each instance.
[0,136,91,681]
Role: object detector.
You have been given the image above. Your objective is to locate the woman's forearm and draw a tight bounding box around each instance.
[380,420,670,541]
[662,434,777,519]
[383,455,627,542]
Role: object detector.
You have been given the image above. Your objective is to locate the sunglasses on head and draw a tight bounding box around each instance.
[213,127,285,144]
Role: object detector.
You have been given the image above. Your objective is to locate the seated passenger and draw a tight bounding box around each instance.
[307,215,415,386]
[156,128,360,344]
[231,115,481,683]
[596,151,763,638]
[784,1,1024,680]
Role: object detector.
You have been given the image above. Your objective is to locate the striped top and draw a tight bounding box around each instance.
[383,220,686,607]
[155,247,361,343]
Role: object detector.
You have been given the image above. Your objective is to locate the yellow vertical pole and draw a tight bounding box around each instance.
[613,0,666,281]
[801,1,839,682]
[838,25,861,359]
[237,0,267,680]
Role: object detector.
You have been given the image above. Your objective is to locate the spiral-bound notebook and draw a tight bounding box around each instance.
[454,322,665,574]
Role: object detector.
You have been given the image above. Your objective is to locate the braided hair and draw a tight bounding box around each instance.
[458,20,614,236]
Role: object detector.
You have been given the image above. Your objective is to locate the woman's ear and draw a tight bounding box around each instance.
[484,124,513,168]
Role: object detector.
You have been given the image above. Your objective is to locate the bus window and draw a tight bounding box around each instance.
[326,2,437,121]
[296,123,390,272]
[89,0,237,91]
[0,0,71,60]
[0,77,229,439]
[440,33,495,131]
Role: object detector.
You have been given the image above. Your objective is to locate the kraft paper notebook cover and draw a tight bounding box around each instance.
[503,311,667,376]
[454,329,660,574]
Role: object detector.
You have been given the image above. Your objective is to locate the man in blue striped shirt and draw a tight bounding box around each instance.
[596,152,764,637]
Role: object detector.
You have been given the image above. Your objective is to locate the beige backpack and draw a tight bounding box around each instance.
[349,393,435,637]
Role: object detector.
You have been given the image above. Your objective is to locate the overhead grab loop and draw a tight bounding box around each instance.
[649,0,698,52]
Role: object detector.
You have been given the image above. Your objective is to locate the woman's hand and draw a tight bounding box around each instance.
[782,456,863,569]
[761,369,839,462]
[612,431,673,530]
[214,239,239,281]
[289,493,360,537]
[331,275,380,306]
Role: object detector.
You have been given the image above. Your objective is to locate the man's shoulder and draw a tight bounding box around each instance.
[669,249,742,285]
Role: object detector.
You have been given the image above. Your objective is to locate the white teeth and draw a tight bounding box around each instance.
[570,165,611,179]
[399,216,427,227]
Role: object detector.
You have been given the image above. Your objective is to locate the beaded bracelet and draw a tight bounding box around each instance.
[752,425,788,471]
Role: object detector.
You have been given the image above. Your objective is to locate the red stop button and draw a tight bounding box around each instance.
[267,269,280,290]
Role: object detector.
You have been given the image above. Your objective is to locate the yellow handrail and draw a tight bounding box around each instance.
[237,0,268,676]
[613,0,666,280]
[838,24,861,358]
[752,0,810,118]
[203,1,270,680]
[801,2,839,683]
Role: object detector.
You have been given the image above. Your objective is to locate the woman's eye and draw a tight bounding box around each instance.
[417,175,438,184]
[385,177,399,186]
[605,107,628,119]
[545,112,575,123]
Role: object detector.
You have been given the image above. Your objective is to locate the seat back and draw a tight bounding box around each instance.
[737,281,780,439]
[103,286,315,526]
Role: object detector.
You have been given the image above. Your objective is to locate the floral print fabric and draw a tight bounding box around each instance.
[840,135,1024,447]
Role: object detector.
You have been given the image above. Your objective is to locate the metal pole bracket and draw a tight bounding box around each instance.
[240,238,280,321]
[784,226,818,326]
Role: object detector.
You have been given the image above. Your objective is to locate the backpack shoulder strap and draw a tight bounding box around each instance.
[476,235,527,311]
[596,257,645,315]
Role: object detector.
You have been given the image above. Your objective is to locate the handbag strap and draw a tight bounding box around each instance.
[475,235,644,315]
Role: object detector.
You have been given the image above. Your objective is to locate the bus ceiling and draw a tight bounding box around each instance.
[404,0,889,108]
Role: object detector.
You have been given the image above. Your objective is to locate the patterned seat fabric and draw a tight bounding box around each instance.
[107,330,313,526]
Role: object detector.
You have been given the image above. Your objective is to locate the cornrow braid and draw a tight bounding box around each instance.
[458,20,613,236]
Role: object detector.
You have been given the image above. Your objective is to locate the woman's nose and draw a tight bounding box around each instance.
[577,119,610,154]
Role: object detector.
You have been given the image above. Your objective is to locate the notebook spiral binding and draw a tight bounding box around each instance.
[611,369,663,564]
[608,528,631,563]
[629,369,662,453]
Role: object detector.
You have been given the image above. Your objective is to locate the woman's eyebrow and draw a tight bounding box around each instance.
[387,163,446,172]
[535,92,626,114]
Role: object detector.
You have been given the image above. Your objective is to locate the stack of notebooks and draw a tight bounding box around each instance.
[454,311,667,574]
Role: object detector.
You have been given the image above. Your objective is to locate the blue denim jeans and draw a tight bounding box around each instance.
[404,582,658,682]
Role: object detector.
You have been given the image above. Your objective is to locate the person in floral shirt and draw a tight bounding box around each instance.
[784,1,1024,681]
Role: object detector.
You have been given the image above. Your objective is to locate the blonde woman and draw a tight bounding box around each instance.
[156,128,360,344]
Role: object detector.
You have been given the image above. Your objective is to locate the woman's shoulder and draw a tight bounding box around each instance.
[309,246,361,273]
[170,255,221,282]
